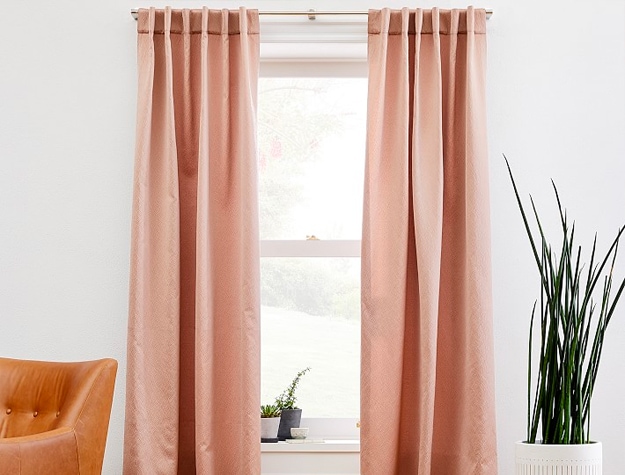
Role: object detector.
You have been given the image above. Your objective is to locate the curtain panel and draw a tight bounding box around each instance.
[361,7,497,474]
[124,8,261,474]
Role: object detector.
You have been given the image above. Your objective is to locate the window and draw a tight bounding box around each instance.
[258,76,367,420]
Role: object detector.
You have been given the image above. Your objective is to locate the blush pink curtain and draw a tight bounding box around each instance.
[123,8,260,474]
[361,7,497,475]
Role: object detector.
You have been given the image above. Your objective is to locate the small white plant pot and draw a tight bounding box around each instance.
[515,441,602,475]
[260,417,281,441]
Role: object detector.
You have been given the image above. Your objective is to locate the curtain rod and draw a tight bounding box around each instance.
[130,8,493,21]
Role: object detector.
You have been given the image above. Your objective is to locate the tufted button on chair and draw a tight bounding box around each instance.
[0,357,117,475]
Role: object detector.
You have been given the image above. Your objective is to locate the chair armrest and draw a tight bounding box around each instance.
[0,427,80,475]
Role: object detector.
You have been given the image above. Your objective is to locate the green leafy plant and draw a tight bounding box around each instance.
[506,157,625,444]
[260,404,281,418]
[275,367,311,411]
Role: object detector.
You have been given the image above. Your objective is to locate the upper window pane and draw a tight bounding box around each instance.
[258,77,367,240]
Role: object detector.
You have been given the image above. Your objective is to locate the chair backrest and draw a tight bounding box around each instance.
[0,357,117,472]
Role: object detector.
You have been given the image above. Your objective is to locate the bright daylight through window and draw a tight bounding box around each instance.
[258,77,367,418]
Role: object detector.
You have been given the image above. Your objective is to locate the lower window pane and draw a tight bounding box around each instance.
[261,257,360,418]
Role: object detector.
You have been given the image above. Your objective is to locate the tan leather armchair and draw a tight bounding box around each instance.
[0,357,117,475]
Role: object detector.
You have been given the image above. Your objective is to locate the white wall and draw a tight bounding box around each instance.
[1,0,624,473]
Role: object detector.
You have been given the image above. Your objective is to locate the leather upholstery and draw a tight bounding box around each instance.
[0,357,117,475]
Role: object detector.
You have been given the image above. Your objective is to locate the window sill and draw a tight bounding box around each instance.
[261,435,361,474]
[261,440,360,453]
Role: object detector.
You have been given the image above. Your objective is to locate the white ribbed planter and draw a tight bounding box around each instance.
[515,441,602,475]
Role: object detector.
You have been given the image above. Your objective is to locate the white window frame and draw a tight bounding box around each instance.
[259,40,366,440]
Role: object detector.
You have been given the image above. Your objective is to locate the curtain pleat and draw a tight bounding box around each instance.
[124,7,260,474]
[362,7,497,475]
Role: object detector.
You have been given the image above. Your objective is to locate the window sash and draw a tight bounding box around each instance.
[260,240,361,258]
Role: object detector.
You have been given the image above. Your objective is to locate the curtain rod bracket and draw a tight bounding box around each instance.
[308,9,316,21]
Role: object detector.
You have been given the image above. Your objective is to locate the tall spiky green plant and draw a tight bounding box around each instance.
[505,157,625,444]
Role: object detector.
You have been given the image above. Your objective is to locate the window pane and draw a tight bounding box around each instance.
[258,77,367,240]
[260,257,360,418]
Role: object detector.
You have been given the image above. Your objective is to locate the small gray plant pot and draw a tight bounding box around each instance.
[277,409,302,441]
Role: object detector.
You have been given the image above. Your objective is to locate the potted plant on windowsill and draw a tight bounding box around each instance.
[506,158,625,474]
[260,404,281,443]
[275,367,311,441]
